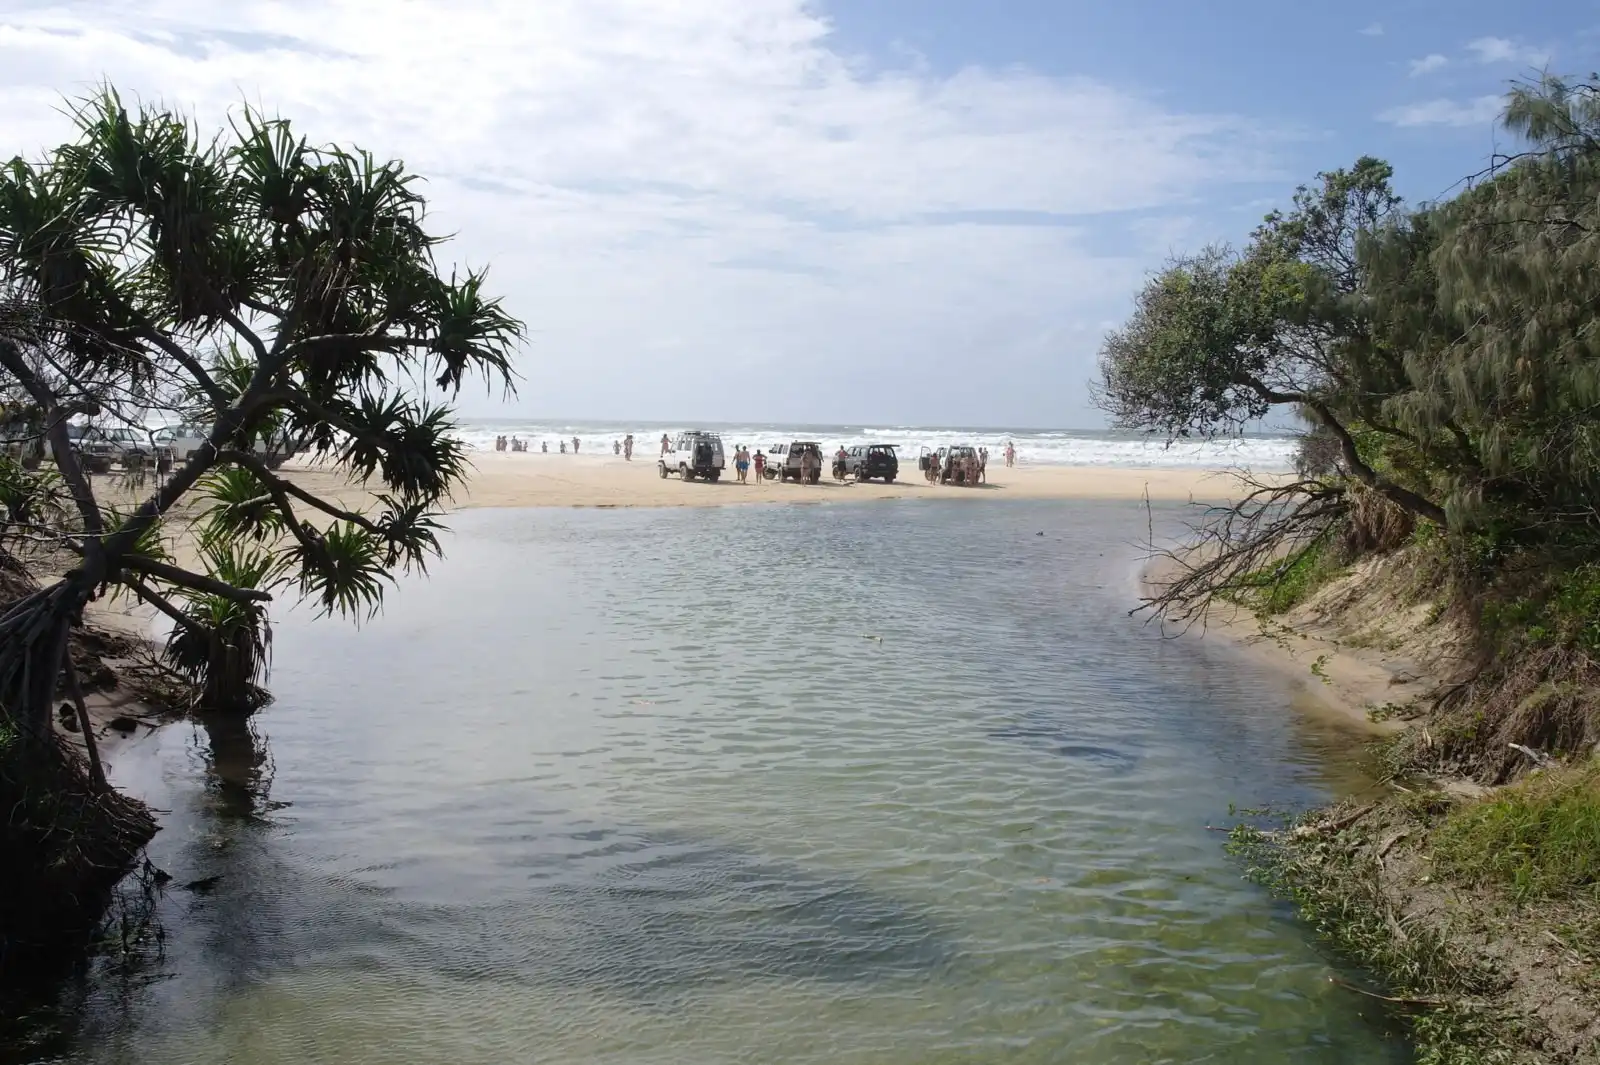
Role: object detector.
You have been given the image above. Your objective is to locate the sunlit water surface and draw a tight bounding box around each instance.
[43,501,1404,1063]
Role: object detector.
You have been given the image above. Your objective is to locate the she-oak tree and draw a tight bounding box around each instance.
[0,89,522,744]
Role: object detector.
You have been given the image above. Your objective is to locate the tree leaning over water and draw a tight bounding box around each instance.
[0,86,521,939]
[1098,73,1600,627]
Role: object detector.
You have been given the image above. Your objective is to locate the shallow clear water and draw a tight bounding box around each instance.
[44,501,1403,1063]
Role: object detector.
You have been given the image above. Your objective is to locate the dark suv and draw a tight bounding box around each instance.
[842,444,898,483]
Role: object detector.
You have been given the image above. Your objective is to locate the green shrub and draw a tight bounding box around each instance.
[1230,539,1341,616]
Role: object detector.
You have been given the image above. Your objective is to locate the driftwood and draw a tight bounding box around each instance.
[1329,975,1463,1008]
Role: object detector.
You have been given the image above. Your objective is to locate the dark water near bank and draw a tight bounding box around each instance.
[33,501,1403,1063]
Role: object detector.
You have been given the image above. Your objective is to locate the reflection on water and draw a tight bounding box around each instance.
[30,501,1406,1063]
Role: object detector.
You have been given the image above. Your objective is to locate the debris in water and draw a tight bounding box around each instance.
[180,875,223,893]
[861,634,882,642]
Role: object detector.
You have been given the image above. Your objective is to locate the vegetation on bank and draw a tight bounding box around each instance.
[0,87,521,988]
[1098,74,1600,1062]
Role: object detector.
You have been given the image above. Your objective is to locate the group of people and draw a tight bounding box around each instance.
[924,447,991,486]
[495,435,597,455]
[732,444,763,483]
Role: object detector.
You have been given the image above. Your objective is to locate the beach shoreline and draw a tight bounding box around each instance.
[283,452,1256,512]
[1137,552,1450,736]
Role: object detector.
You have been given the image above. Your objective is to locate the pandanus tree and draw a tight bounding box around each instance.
[0,88,522,743]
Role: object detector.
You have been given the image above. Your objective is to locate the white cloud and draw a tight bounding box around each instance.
[1408,54,1449,77]
[1466,36,1549,67]
[1377,95,1503,128]
[1360,22,1384,37]
[0,0,1283,425]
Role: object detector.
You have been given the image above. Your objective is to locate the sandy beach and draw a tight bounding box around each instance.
[279,452,1251,512]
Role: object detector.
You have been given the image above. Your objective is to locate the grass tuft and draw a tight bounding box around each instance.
[1431,763,1600,901]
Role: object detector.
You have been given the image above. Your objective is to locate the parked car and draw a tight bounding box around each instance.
[154,423,297,469]
[657,430,725,481]
[842,444,898,483]
[765,441,824,482]
[919,445,979,485]
[71,426,173,474]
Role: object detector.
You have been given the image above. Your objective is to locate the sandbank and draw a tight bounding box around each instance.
[279,452,1252,512]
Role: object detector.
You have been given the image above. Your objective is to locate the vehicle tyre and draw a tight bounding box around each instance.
[708,470,720,482]
[659,462,668,479]
[884,475,895,484]
[681,464,694,481]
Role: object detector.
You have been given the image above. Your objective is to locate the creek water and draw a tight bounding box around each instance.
[35,501,1405,1063]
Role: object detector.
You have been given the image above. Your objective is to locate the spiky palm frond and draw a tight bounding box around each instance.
[373,494,445,574]
[162,539,284,714]
[293,521,390,621]
[331,393,466,502]
[0,457,68,534]
[195,465,281,544]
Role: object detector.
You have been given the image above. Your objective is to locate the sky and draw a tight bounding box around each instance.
[0,1,1584,428]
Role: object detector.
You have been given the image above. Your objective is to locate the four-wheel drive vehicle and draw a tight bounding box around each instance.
[153,424,298,469]
[765,441,823,483]
[843,444,898,483]
[919,445,980,485]
[658,430,725,481]
[70,426,174,474]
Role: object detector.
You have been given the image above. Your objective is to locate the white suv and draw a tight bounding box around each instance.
[154,424,297,469]
[658,431,725,482]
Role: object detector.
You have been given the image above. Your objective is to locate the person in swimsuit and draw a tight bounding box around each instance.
[753,450,766,483]
[736,445,750,483]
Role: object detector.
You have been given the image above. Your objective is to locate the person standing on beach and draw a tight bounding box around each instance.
[541,440,548,453]
[613,440,621,456]
[753,449,766,482]
[800,447,816,485]
[978,448,988,484]
[1005,441,1015,467]
[573,436,580,454]
[660,433,670,457]
[624,434,634,461]
[736,445,750,483]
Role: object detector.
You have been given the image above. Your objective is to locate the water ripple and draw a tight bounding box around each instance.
[56,501,1404,1065]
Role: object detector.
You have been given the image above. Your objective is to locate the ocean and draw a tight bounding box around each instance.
[450,418,1299,471]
